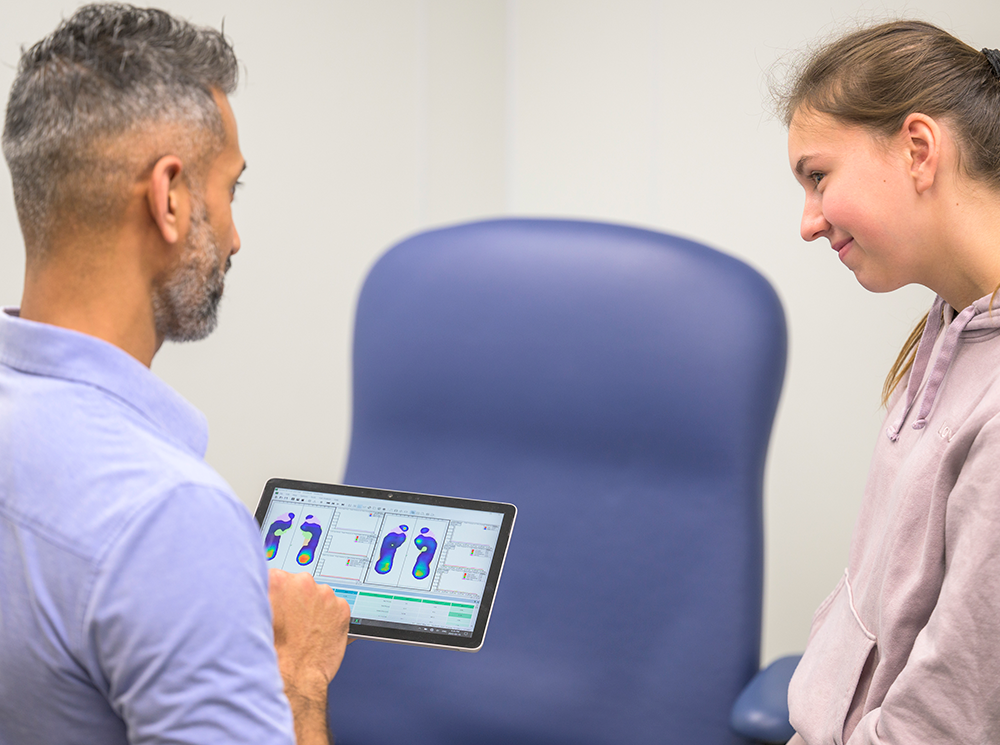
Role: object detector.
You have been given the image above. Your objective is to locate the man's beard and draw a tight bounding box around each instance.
[152,196,229,343]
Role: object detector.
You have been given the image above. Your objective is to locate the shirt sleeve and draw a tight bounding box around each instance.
[81,482,295,745]
[847,414,1000,744]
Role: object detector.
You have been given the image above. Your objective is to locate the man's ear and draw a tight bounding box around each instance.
[902,113,942,194]
[147,155,186,244]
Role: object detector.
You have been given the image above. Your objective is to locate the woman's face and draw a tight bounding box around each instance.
[788,109,932,294]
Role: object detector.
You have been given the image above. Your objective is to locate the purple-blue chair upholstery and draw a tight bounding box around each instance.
[328,218,787,744]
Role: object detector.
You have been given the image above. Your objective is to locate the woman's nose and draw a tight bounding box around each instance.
[800,197,830,242]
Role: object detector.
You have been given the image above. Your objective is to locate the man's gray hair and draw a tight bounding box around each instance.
[2,3,239,250]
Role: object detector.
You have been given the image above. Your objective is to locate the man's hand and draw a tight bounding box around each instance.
[269,569,351,745]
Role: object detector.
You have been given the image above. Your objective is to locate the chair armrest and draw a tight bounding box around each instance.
[730,654,801,744]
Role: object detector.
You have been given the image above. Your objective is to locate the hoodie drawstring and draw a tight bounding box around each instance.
[887,296,980,441]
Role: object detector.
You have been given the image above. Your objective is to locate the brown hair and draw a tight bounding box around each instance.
[777,20,1000,403]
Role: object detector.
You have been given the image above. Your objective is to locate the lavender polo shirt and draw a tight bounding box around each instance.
[0,309,294,744]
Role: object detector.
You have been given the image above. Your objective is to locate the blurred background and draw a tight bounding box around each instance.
[3,0,991,666]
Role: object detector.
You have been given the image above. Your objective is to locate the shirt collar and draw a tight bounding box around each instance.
[0,308,209,457]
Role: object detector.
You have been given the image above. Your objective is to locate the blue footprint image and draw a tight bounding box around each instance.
[412,527,438,580]
[296,514,323,566]
[375,524,409,574]
[264,512,295,561]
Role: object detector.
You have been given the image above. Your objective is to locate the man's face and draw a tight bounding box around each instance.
[152,191,228,342]
[153,92,245,343]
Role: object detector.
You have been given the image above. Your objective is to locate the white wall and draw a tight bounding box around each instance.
[2,0,995,665]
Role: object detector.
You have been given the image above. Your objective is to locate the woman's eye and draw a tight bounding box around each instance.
[809,172,825,186]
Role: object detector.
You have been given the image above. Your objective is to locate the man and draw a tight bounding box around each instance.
[0,4,350,744]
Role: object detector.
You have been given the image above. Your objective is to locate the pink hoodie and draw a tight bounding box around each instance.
[788,292,1000,744]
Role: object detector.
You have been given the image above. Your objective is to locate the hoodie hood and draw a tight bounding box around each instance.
[887,293,1000,441]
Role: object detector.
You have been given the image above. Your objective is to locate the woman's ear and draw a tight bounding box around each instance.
[902,113,942,194]
[147,155,186,244]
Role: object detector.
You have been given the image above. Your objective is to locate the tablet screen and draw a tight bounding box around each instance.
[255,479,516,651]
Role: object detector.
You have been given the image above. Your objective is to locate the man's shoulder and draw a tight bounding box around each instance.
[0,310,211,461]
[2,448,245,567]
[0,362,242,564]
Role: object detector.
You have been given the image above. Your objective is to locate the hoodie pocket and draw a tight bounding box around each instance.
[788,571,876,745]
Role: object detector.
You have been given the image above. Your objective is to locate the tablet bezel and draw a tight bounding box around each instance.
[255,478,516,652]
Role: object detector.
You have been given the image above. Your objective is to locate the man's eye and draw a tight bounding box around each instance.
[230,180,244,198]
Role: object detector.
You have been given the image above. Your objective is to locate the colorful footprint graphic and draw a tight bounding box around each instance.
[375,525,409,574]
[412,527,438,580]
[296,514,323,566]
[264,512,295,561]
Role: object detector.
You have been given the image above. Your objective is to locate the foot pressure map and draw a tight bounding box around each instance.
[259,487,506,638]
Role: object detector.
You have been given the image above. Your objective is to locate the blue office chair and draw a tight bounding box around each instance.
[328,218,788,744]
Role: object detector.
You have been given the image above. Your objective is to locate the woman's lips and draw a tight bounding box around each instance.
[833,238,854,261]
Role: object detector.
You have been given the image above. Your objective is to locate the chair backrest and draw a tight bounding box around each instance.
[329,218,786,745]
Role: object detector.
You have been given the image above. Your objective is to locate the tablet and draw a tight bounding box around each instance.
[255,478,516,652]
